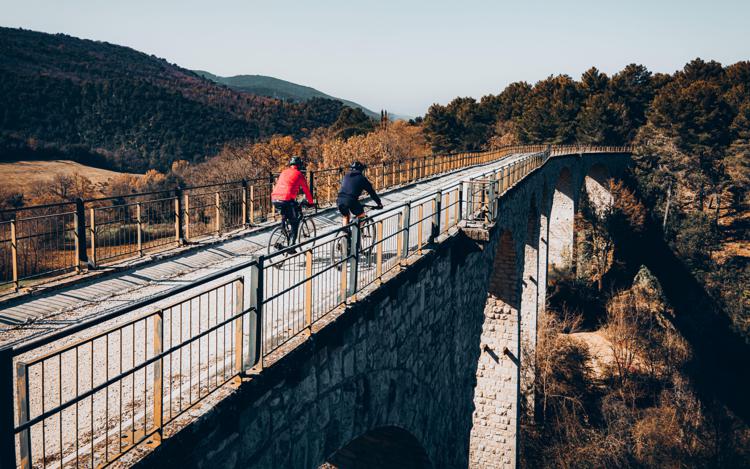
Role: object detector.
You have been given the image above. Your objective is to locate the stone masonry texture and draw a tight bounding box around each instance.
[136,153,629,469]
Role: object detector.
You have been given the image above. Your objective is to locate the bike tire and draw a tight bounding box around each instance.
[359,218,375,265]
[267,225,289,269]
[299,217,317,247]
[331,233,348,271]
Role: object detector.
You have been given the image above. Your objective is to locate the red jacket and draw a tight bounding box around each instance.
[271,167,314,203]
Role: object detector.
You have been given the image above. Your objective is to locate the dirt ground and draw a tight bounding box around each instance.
[0,160,140,194]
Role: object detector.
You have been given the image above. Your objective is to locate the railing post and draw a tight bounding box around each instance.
[339,237,348,304]
[152,310,163,440]
[269,172,275,218]
[75,197,88,271]
[183,190,190,241]
[136,202,143,257]
[250,259,263,370]
[89,208,97,268]
[10,216,18,292]
[0,348,19,469]
[215,191,221,235]
[488,175,497,222]
[346,222,360,299]
[417,203,424,254]
[305,249,313,336]
[241,180,249,227]
[432,189,442,241]
[249,185,256,225]
[400,202,411,263]
[327,172,332,204]
[175,187,184,245]
[308,170,315,202]
[375,220,383,281]
[234,277,245,373]
[457,182,464,222]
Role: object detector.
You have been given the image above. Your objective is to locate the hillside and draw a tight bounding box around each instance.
[195,70,380,118]
[0,160,140,195]
[0,27,346,172]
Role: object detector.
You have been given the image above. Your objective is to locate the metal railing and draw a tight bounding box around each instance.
[0,145,556,294]
[0,145,632,469]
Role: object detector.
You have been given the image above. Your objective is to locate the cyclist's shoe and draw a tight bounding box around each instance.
[288,247,298,255]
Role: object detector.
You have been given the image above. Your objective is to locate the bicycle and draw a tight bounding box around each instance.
[266,201,318,268]
[330,204,380,270]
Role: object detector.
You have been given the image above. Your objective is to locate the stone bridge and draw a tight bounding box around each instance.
[131,150,630,469]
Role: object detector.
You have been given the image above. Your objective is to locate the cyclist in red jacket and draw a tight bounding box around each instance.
[271,156,314,245]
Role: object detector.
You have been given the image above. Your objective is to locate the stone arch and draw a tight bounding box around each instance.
[321,426,431,469]
[520,203,540,416]
[583,163,613,215]
[548,167,575,274]
[470,229,520,469]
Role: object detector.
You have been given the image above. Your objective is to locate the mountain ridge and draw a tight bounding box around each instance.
[195,71,412,121]
[0,27,346,172]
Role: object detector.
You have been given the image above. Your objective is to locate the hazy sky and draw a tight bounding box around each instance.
[2,0,749,116]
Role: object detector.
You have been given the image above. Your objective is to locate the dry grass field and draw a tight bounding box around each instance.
[0,160,141,194]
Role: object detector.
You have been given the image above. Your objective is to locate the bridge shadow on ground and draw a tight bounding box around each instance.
[614,220,750,424]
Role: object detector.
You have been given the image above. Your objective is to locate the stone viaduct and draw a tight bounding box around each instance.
[135,151,630,469]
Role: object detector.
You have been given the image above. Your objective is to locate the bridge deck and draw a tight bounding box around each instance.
[0,154,526,349]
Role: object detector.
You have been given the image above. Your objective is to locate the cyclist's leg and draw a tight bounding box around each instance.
[348,199,365,222]
[337,198,351,227]
[273,201,287,231]
[288,202,302,245]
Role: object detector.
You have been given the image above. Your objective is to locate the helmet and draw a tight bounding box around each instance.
[350,161,365,171]
[289,156,304,168]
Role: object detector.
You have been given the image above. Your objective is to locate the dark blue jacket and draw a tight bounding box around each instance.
[338,170,382,205]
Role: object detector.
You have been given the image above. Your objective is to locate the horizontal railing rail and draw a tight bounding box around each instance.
[1,146,540,294]
[0,144,631,468]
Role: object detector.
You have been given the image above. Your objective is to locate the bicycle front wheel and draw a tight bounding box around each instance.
[299,217,317,247]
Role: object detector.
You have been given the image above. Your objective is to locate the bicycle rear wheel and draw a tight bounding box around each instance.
[267,225,290,269]
[331,233,348,271]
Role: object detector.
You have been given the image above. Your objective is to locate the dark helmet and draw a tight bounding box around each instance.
[289,156,304,169]
[350,161,365,171]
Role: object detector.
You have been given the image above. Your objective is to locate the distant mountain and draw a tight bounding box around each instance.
[195,71,413,121]
[195,71,380,118]
[0,27,346,172]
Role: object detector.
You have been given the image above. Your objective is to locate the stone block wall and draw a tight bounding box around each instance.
[136,153,629,469]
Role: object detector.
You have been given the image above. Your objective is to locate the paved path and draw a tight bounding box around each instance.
[0,154,526,347]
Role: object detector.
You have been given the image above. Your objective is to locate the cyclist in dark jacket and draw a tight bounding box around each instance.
[337,161,383,225]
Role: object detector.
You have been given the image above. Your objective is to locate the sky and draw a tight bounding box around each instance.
[2,0,749,116]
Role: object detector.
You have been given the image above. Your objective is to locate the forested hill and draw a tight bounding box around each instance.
[0,27,346,172]
[195,71,379,119]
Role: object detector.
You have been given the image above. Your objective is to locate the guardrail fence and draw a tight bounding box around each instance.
[1,145,559,294]
[0,145,632,469]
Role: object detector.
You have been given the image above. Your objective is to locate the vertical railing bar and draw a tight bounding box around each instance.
[153,310,163,441]
[136,202,143,257]
[234,278,245,374]
[400,203,410,265]
[417,204,424,254]
[305,250,313,336]
[215,192,222,235]
[346,223,360,299]
[10,217,19,291]
[16,360,31,469]
[376,220,383,280]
